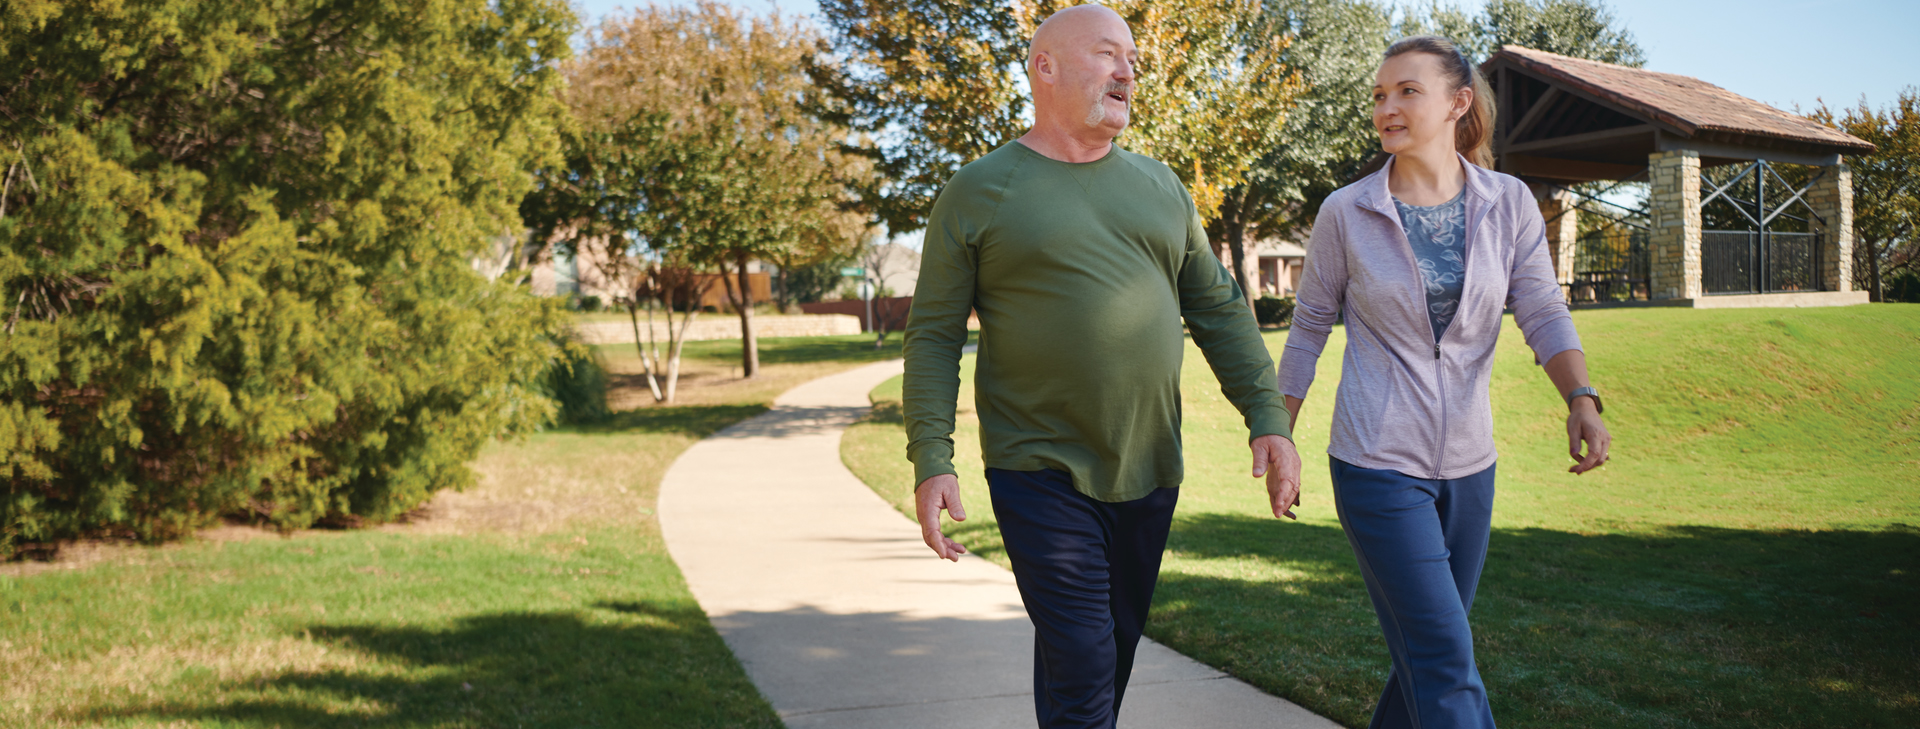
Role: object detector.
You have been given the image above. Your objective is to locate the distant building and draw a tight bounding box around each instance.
[865,242,921,298]
[1250,237,1307,299]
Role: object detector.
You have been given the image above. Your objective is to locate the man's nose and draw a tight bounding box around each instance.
[1115,56,1135,81]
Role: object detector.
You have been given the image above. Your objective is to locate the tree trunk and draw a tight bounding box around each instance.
[627,296,663,402]
[1869,239,1884,303]
[772,257,792,313]
[733,252,760,378]
[661,280,706,404]
[1219,186,1259,312]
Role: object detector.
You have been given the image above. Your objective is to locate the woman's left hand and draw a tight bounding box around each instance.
[1567,398,1610,475]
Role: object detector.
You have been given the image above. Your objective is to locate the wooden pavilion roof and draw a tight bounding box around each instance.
[1482,46,1874,182]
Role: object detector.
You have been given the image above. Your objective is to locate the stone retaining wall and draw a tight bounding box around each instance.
[574,314,863,344]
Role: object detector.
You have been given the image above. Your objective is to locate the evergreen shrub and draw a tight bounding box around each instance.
[0,0,580,555]
[545,340,612,426]
[1255,296,1296,326]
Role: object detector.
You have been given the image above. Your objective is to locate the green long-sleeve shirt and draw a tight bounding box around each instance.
[902,141,1290,503]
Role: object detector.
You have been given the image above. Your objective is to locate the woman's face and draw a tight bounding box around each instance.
[1372,52,1471,157]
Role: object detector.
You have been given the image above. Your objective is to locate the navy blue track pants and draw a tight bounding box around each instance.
[986,468,1179,729]
[1331,456,1499,729]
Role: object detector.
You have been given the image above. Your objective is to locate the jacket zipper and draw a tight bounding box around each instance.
[1386,185,1478,481]
[1434,194,1481,480]
[1390,208,1449,480]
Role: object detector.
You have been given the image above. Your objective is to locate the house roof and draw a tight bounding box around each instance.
[1485,46,1873,154]
[1251,238,1307,258]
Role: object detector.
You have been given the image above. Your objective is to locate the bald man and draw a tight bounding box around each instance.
[901,5,1301,728]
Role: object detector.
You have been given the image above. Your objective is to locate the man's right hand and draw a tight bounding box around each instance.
[915,474,969,561]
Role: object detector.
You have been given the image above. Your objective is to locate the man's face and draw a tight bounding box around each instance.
[1047,16,1137,135]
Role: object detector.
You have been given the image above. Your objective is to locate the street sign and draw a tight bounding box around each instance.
[840,267,865,276]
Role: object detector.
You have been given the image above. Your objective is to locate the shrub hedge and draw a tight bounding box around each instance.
[0,0,582,555]
[1254,296,1296,327]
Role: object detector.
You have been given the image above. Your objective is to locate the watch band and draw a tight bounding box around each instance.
[1567,386,1603,414]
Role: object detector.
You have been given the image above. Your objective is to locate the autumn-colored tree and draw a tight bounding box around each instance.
[1013,0,1305,304]
[810,0,1031,234]
[1206,0,1393,296]
[1813,89,1920,302]
[0,0,578,554]
[528,2,866,391]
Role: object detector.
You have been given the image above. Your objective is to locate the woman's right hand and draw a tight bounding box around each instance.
[1567,398,1610,475]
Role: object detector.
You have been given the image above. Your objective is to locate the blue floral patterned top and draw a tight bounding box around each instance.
[1393,189,1468,342]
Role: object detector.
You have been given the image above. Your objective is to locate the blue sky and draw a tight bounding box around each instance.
[571,0,1917,113]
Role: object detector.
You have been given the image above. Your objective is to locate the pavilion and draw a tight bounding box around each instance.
[1479,46,1876,307]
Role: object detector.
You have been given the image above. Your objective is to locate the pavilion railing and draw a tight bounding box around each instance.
[1702,230,1824,295]
[1565,229,1650,304]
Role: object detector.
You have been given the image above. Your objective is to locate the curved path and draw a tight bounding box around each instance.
[659,360,1339,729]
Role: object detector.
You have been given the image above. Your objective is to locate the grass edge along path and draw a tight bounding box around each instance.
[841,305,1920,728]
[1,334,909,728]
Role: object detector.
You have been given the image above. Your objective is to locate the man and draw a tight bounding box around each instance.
[901,5,1304,728]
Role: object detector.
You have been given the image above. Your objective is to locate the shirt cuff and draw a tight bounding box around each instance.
[1245,403,1293,443]
[908,441,958,488]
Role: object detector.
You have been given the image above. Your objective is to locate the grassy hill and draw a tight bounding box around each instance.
[843,304,1920,728]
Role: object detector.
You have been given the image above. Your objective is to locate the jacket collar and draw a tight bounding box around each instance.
[1354,153,1496,217]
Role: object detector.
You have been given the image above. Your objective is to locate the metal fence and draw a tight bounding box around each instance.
[1702,230,1823,295]
[1565,229,1650,304]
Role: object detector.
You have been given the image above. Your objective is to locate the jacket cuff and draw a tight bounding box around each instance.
[1276,353,1318,400]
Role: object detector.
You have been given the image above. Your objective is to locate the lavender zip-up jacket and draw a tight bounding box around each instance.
[1278,155,1582,480]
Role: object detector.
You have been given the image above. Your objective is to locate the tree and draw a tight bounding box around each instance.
[1812,89,1920,302]
[0,0,578,553]
[530,1,866,389]
[1475,0,1644,66]
[1006,0,1306,305]
[1211,0,1393,298]
[775,255,854,310]
[810,0,1030,234]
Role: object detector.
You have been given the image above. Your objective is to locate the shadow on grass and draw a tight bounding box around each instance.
[100,601,781,728]
[1149,512,1920,728]
[553,403,770,437]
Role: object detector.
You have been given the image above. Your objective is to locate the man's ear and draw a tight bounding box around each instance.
[1031,51,1054,85]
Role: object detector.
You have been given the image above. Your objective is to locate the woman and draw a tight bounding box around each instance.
[1275,35,1613,728]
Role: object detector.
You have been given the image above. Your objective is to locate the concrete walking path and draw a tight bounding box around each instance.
[658,360,1340,729]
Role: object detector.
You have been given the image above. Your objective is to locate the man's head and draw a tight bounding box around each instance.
[1027,5,1137,141]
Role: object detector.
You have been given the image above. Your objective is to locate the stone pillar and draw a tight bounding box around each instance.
[1647,150,1703,300]
[1805,163,1854,292]
[1535,187,1580,285]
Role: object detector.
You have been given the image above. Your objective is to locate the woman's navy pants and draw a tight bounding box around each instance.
[1330,456,1498,729]
[986,468,1179,729]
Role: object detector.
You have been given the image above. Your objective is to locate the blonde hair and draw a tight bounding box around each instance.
[1384,35,1497,169]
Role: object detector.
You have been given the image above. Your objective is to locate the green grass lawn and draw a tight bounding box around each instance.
[1,335,906,728]
[842,304,1920,728]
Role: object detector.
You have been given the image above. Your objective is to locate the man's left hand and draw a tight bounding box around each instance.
[1251,434,1301,520]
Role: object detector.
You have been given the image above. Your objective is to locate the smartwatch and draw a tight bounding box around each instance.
[1566,386,1603,414]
